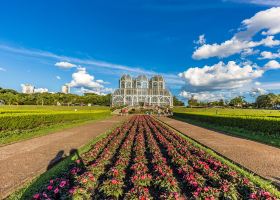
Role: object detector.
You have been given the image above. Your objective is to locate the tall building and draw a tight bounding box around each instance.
[111,75,173,107]
[61,84,70,94]
[21,84,35,94]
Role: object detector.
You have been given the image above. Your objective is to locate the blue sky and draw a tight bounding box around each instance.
[0,0,280,101]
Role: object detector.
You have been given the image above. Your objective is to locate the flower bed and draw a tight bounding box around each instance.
[31,115,278,200]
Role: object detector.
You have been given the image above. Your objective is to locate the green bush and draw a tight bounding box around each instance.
[174,112,280,137]
[0,110,111,132]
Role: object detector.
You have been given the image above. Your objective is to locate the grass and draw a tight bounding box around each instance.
[172,115,280,148]
[172,107,280,118]
[6,119,125,200]
[0,114,111,146]
[156,117,280,199]
[0,105,111,145]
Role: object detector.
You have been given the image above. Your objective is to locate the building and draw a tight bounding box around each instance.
[111,75,173,107]
[61,84,70,94]
[21,84,35,94]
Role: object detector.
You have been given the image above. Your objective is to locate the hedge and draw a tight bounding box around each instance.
[0,110,111,132]
[174,112,280,137]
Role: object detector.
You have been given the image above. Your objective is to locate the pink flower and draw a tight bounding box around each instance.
[111,179,118,184]
[33,193,40,199]
[47,185,53,190]
[49,179,54,184]
[42,192,48,198]
[76,159,81,164]
[249,193,257,199]
[54,187,59,194]
[69,188,75,194]
[243,178,250,185]
[59,180,67,188]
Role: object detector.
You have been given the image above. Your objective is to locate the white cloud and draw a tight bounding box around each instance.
[34,88,48,93]
[255,81,261,86]
[192,7,280,59]
[193,35,280,59]
[194,34,206,45]
[0,67,6,72]
[179,61,264,91]
[250,87,267,97]
[96,79,110,84]
[264,60,280,70]
[259,50,280,59]
[56,76,61,80]
[179,91,227,102]
[228,0,280,6]
[259,81,280,90]
[68,67,103,90]
[241,48,259,58]
[55,61,76,69]
[80,87,114,96]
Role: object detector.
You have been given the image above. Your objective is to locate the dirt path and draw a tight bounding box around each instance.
[0,115,129,199]
[157,117,280,186]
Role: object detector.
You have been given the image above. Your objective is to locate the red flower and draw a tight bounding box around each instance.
[54,187,59,194]
[47,185,53,190]
[249,193,257,199]
[59,180,67,188]
[33,193,40,199]
[111,179,118,184]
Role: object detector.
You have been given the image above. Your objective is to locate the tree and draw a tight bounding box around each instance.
[255,93,280,108]
[173,96,184,106]
[229,96,247,107]
[188,96,199,107]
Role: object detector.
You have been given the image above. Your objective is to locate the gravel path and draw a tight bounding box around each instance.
[0,115,128,199]
[157,117,280,186]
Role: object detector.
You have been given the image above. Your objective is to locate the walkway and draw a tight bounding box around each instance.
[0,115,129,199]
[157,117,280,186]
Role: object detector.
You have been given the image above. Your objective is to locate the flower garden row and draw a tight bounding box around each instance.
[32,115,277,199]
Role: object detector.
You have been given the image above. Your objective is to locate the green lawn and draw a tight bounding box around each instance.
[0,105,111,145]
[172,107,280,148]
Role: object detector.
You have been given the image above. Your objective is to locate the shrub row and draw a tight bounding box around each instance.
[0,110,111,132]
[174,112,280,137]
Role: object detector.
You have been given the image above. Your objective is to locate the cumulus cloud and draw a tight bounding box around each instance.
[96,79,110,84]
[193,7,280,59]
[34,88,48,93]
[56,75,61,80]
[193,36,280,59]
[68,67,103,89]
[259,50,280,59]
[80,87,114,96]
[237,7,280,39]
[264,60,280,70]
[250,87,267,97]
[178,61,264,91]
[55,61,76,69]
[179,91,228,102]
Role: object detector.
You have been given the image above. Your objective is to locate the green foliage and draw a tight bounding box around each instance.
[173,110,280,137]
[0,90,111,106]
[173,96,184,106]
[0,110,110,132]
[229,96,247,107]
[256,93,280,109]
[0,107,111,144]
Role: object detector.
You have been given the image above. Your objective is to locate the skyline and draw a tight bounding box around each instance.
[0,0,280,102]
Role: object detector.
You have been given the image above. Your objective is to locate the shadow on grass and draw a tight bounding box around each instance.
[18,148,85,200]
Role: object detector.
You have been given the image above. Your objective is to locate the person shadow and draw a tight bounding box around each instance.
[21,148,86,199]
[47,150,65,170]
